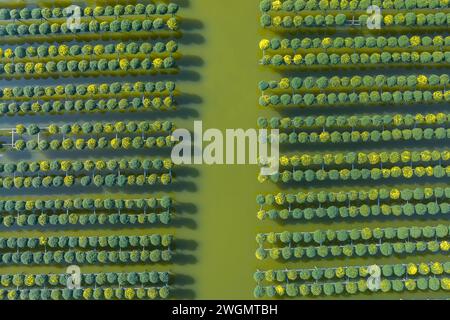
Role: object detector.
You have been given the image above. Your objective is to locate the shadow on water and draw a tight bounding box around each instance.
[181,19,204,32]
[178,55,205,67]
[179,33,205,45]
[21,147,174,159]
[175,238,198,251]
[172,252,197,265]
[176,166,200,178]
[172,216,197,229]
[177,69,202,81]
[174,201,198,215]
[171,272,197,299]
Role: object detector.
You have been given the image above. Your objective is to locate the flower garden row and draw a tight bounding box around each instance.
[259,35,449,51]
[0,286,170,300]
[0,234,172,249]
[255,224,450,261]
[260,0,450,12]
[0,41,178,61]
[1,211,172,228]
[0,96,175,115]
[0,270,171,299]
[0,172,173,189]
[256,238,449,261]
[278,150,450,168]
[259,89,448,107]
[12,135,173,151]
[1,270,169,288]
[257,200,450,221]
[257,186,450,207]
[261,164,450,184]
[0,158,173,174]
[259,74,448,92]
[11,121,174,136]
[0,56,176,77]
[0,18,178,40]
[258,113,450,130]
[0,3,179,20]
[0,81,175,100]
[261,51,450,67]
[256,261,450,284]
[264,127,450,144]
[0,248,172,266]
[0,197,172,213]
[261,12,449,28]
[254,259,450,297]
[257,224,450,245]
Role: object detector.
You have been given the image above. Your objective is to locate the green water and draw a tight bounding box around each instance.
[0,0,448,300]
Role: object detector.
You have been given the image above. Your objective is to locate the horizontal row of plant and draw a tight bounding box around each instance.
[257,224,449,246]
[0,234,172,249]
[256,261,450,284]
[278,150,450,168]
[12,135,173,151]
[256,239,449,260]
[265,127,450,144]
[0,3,179,20]
[0,57,176,77]
[259,35,449,52]
[0,158,173,174]
[257,186,450,207]
[0,271,170,289]
[0,249,173,266]
[261,164,450,184]
[260,0,449,12]
[255,276,449,297]
[0,286,170,300]
[1,211,172,228]
[0,172,173,189]
[0,81,175,100]
[0,41,178,61]
[260,90,448,107]
[261,51,450,68]
[0,96,175,115]
[261,12,449,28]
[257,201,450,221]
[258,74,448,92]
[0,197,172,213]
[258,113,450,131]
[0,18,179,38]
[13,121,174,136]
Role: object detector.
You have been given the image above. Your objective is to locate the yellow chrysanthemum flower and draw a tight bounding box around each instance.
[259,39,270,50]
[410,35,421,47]
[272,0,282,10]
[417,75,428,85]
